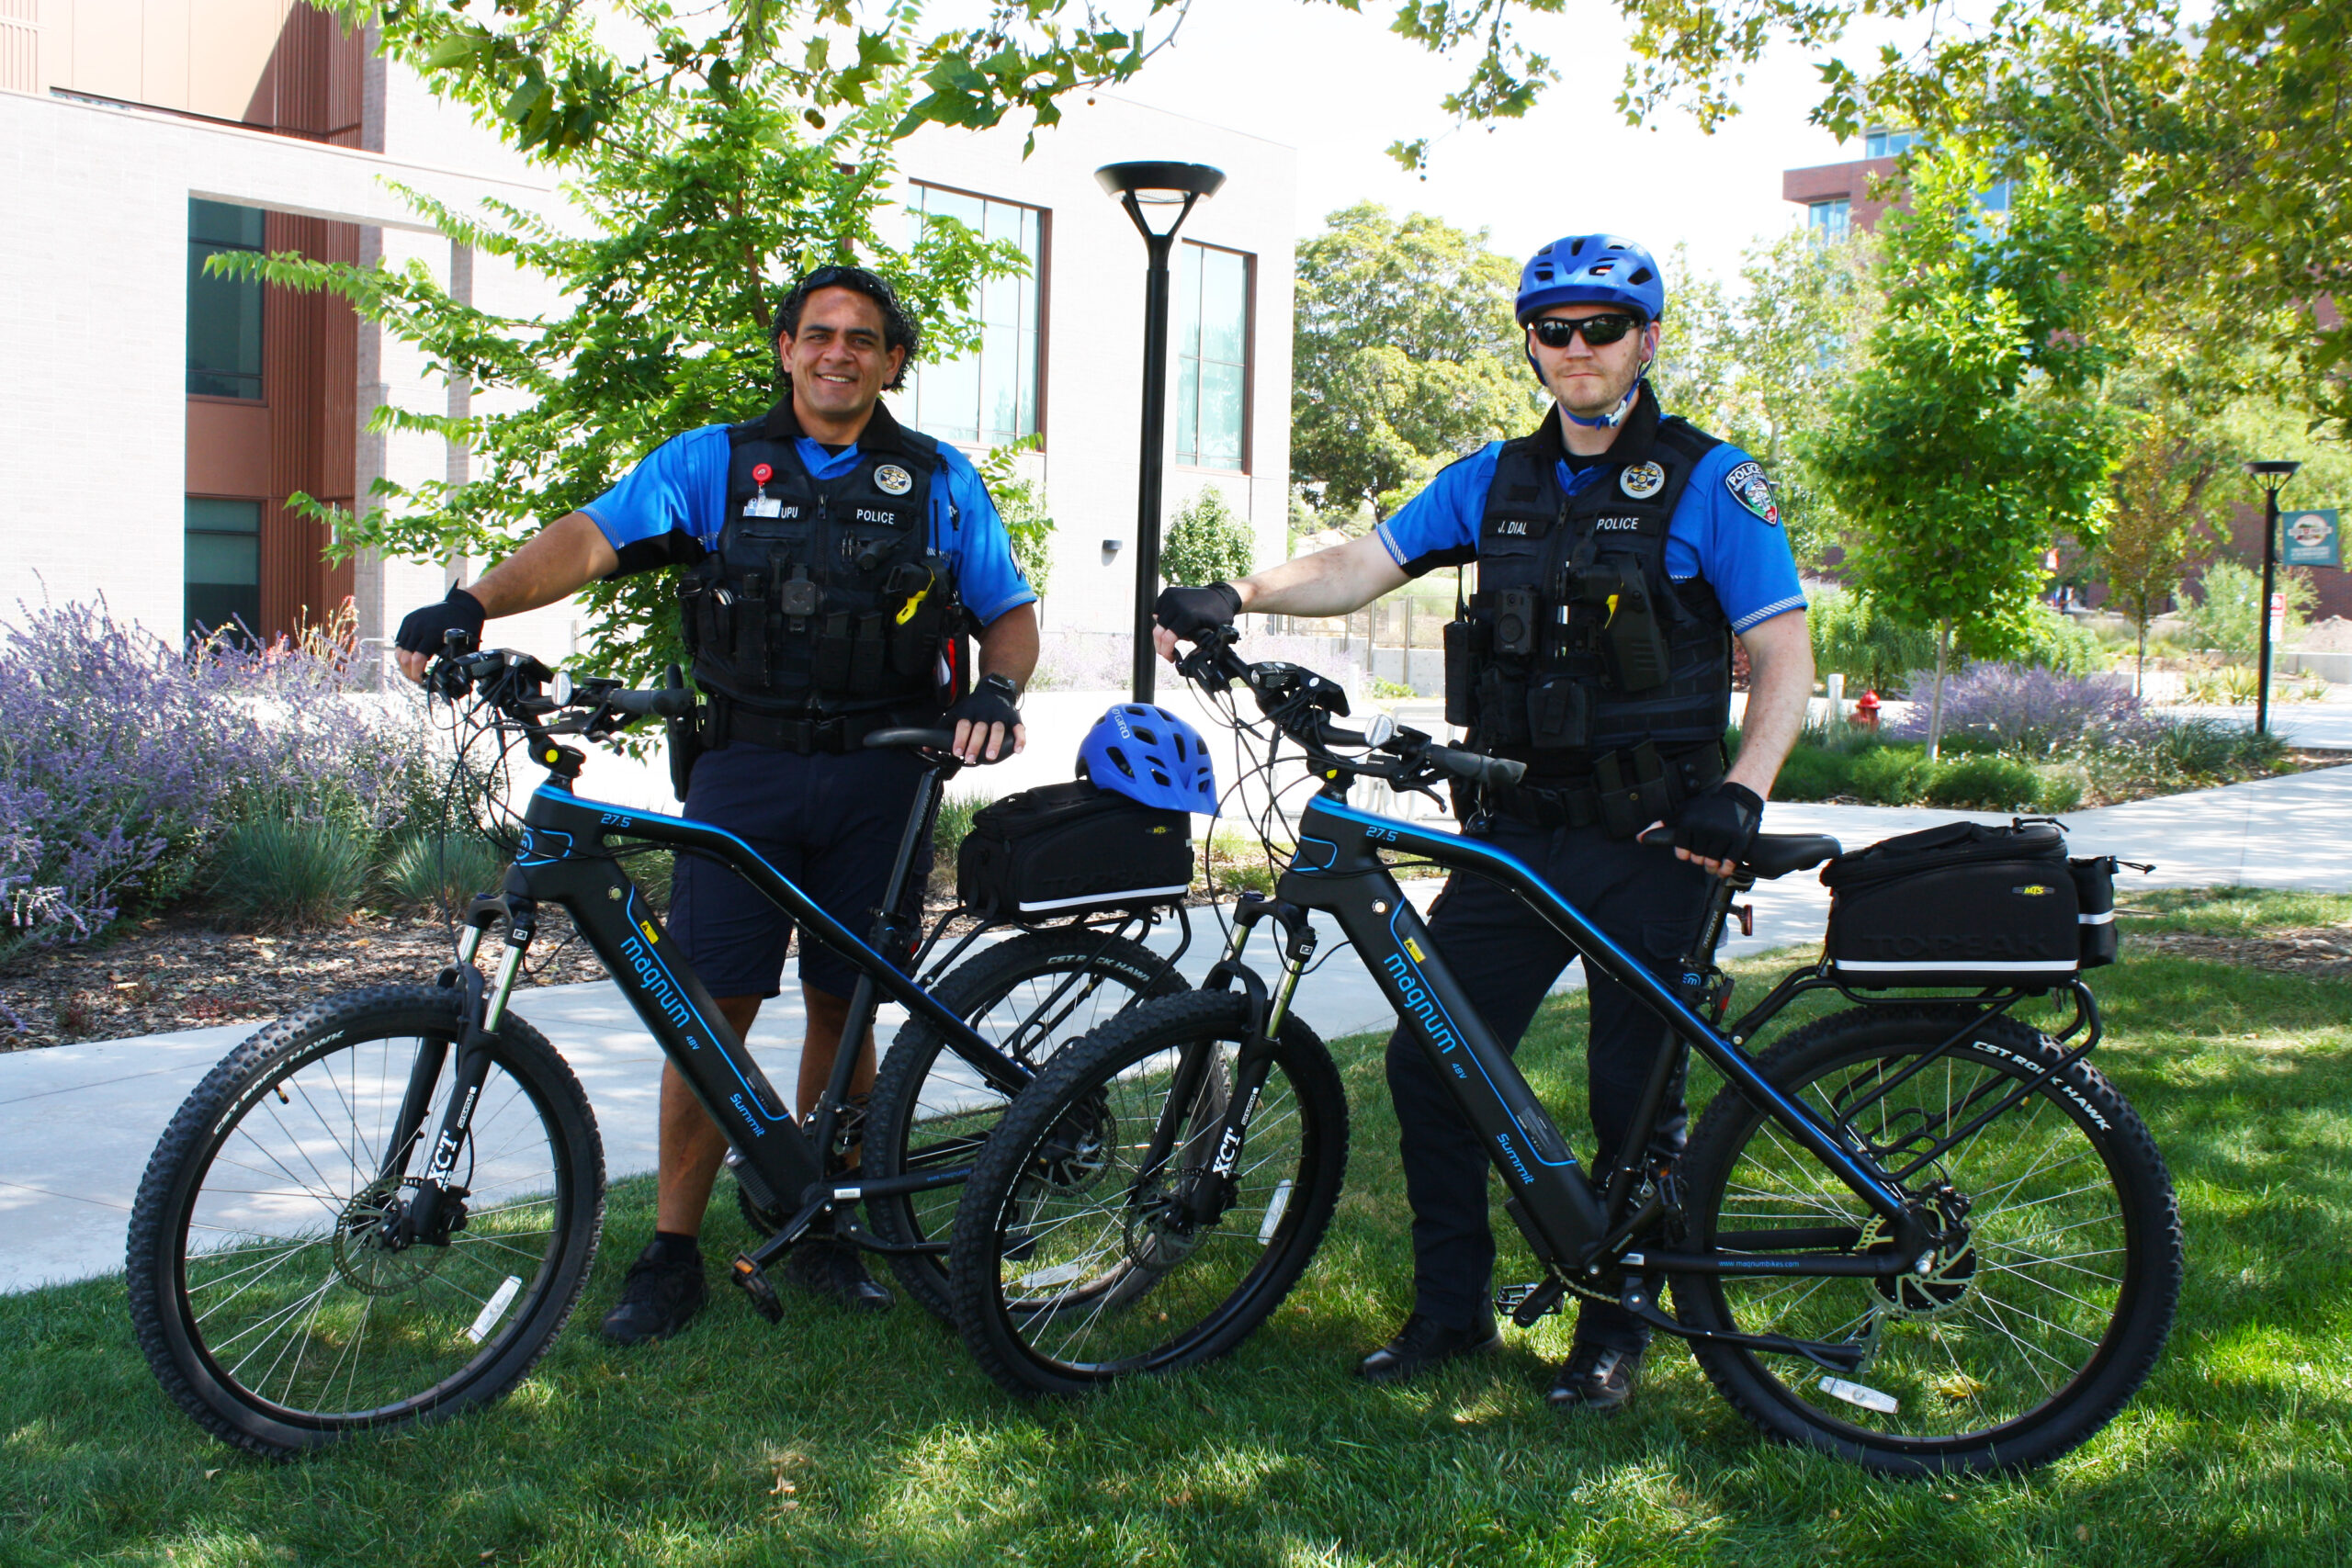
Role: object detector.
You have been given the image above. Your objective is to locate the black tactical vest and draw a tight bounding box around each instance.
[1444,388,1734,768]
[676,399,959,716]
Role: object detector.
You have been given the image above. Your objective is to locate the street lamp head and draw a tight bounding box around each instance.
[2245,459,2301,492]
[1097,162,1226,242]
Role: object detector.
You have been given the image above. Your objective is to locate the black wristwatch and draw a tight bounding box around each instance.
[975,671,1019,702]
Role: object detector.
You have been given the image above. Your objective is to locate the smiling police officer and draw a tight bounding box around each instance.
[1155,234,1813,1415]
[393,265,1039,1344]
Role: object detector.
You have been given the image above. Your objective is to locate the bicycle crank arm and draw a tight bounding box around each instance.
[1614,1279,1870,1376]
[830,1220,948,1256]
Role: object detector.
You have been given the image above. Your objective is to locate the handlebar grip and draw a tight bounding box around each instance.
[864,728,960,751]
[604,688,696,719]
[1425,747,1527,789]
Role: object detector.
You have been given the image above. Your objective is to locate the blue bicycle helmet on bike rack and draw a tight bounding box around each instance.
[1076,704,1218,815]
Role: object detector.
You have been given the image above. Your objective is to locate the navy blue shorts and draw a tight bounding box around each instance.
[667,743,932,1001]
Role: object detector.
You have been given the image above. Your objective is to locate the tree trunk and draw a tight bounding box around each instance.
[1928,618,1952,760]
[2134,614,2148,701]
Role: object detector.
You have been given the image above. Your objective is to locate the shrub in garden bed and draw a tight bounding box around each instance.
[0,599,441,955]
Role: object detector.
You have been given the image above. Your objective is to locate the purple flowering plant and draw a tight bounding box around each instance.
[1,597,438,956]
[1886,663,2154,760]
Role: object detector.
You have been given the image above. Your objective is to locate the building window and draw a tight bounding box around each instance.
[186,497,262,640]
[1807,197,1852,243]
[901,186,1044,447]
[1175,242,1250,471]
[1976,178,2014,215]
[1863,127,1920,159]
[188,200,266,400]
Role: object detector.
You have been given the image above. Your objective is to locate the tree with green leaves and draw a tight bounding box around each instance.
[1161,486,1258,587]
[1290,204,1545,522]
[1811,147,2120,756]
[228,1,1035,686]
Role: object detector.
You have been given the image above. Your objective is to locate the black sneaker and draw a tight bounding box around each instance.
[781,1235,894,1314]
[1356,1313,1503,1383]
[600,1240,708,1346]
[1546,1340,1643,1415]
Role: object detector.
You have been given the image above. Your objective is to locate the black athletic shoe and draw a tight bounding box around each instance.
[1546,1340,1643,1415]
[600,1240,708,1346]
[1356,1313,1503,1383]
[781,1236,894,1314]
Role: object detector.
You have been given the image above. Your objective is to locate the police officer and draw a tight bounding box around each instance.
[394,265,1039,1343]
[1155,234,1812,1414]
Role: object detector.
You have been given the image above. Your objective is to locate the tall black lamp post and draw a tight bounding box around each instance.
[2245,459,2301,736]
[1097,160,1226,701]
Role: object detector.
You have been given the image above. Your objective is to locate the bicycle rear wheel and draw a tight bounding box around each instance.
[126,987,605,1457]
[862,929,1188,1318]
[1676,1006,2181,1475]
[948,991,1347,1397]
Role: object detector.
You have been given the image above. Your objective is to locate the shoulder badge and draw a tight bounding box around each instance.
[1724,460,1780,525]
[875,463,914,496]
[1619,461,1666,500]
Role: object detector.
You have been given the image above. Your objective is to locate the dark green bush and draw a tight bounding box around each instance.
[209,816,373,931]
[382,830,507,913]
[1922,754,2042,811]
[1849,745,1931,805]
[1770,744,1856,801]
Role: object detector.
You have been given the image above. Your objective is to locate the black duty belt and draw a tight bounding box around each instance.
[703,697,896,756]
[1483,740,1724,840]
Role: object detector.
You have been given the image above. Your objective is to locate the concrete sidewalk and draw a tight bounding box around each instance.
[6,764,2346,1295]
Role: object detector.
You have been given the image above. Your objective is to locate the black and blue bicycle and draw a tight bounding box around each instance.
[127,645,1190,1456]
[944,635,2183,1475]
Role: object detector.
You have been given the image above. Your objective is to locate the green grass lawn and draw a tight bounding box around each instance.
[6,895,2348,1566]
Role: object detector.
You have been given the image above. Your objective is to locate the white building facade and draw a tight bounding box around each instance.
[0,0,1295,662]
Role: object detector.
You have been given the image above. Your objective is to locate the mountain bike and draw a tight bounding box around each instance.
[945,635,2183,1475]
[126,644,1189,1456]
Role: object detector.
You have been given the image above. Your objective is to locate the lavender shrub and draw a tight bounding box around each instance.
[0,599,437,955]
[1887,663,2147,759]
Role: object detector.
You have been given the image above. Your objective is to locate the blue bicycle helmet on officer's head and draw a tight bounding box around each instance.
[1077,704,1217,816]
[1514,234,1666,325]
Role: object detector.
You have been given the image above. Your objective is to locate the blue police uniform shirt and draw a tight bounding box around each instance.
[581,422,1037,626]
[1374,436,1807,635]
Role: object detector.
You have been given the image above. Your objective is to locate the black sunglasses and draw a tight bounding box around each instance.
[1529,313,1642,349]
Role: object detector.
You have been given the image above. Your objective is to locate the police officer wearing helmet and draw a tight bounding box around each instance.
[1155,234,1812,1415]
[392,265,1039,1342]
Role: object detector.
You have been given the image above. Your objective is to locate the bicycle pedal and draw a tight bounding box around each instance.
[729,1253,784,1325]
[1494,1280,1566,1325]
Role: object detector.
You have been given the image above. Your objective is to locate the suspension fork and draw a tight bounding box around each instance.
[1169,897,1316,1224]
[398,901,537,1246]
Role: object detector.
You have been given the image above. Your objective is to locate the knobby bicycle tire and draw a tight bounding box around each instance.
[1675,1005,2181,1475]
[948,990,1347,1397]
[126,987,605,1457]
[858,930,1190,1318]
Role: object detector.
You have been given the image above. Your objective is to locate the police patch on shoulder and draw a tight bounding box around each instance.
[1619,461,1666,500]
[875,464,914,496]
[1724,460,1780,525]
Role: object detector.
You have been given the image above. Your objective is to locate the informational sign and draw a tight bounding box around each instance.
[2281,508,2341,569]
[2270,592,2287,644]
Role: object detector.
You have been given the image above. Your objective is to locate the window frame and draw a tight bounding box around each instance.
[1174,239,1254,476]
[187,199,268,403]
[901,180,1050,451]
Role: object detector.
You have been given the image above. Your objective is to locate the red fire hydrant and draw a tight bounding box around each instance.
[1854,689,1882,729]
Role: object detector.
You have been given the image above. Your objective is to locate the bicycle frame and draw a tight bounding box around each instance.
[397,768,1036,1258]
[1215,786,1945,1301]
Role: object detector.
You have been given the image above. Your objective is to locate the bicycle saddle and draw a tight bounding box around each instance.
[1745,833,1842,881]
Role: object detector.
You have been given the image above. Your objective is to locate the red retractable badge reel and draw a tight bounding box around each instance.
[752,462,774,495]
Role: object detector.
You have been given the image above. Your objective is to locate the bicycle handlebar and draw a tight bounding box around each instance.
[864,728,961,751]
[603,686,696,719]
[1424,746,1527,790]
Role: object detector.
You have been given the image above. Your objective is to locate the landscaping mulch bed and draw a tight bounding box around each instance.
[0,907,611,1053]
[2123,926,2352,979]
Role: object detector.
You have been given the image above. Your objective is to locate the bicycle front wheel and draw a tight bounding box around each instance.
[863,929,1189,1318]
[126,987,605,1457]
[948,991,1347,1397]
[1676,1006,2181,1475]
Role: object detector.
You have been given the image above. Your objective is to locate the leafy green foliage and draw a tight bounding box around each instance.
[978,437,1056,597]
[1161,486,1257,587]
[1290,204,1545,520]
[225,3,1034,688]
[1810,147,2120,752]
[1804,588,1938,694]
[2180,559,2318,663]
[381,829,507,914]
[207,815,373,931]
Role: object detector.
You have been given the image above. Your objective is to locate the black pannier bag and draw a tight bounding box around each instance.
[1820,819,2082,987]
[956,780,1194,920]
[2069,855,2120,969]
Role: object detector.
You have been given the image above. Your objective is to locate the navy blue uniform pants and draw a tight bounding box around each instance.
[1385,815,1711,1350]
